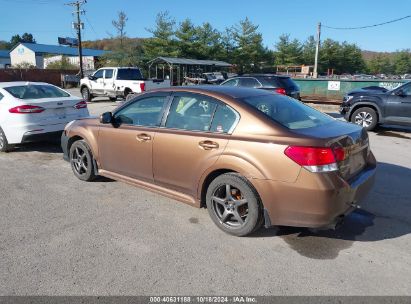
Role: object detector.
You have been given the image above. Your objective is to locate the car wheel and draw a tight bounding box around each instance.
[124,89,132,100]
[81,87,92,102]
[110,97,117,102]
[206,173,264,236]
[69,140,97,181]
[351,107,378,131]
[0,127,12,152]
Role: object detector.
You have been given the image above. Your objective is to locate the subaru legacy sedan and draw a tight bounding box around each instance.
[62,86,376,236]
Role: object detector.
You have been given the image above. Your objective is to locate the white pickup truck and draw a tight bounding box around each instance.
[80,67,170,102]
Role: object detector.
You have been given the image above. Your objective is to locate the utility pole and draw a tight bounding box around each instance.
[313,22,321,79]
[66,0,86,79]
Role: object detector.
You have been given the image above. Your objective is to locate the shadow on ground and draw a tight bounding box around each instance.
[252,162,411,260]
[11,138,62,154]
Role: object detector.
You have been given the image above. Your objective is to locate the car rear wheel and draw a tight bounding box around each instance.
[81,87,92,103]
[351,107,378,131]
[0,127,12,152]
[206,173,264,236]
[69,140,97,181]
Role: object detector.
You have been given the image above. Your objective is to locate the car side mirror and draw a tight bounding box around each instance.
[395,89,405,97]
[100,112,113,124]
[88,75,96,81]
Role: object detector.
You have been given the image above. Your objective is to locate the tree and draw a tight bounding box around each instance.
[195,22,223,60]
[175,19,199,58]
[302,35,316,65]
[112,11,128,47]
[10,33,36,47]
[100,39,145,68]
[275,34,303,66]
[231,18,267,73]
[46,56,77,70]
[144,11,178,59]
[367,54,392,74]
[393,50,411,74]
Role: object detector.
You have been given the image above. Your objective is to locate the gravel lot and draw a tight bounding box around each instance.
[1,88,410,295]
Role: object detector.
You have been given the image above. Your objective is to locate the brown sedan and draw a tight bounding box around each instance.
[62,86,376,236]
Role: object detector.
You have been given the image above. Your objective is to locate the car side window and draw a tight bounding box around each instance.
[165,95,218,132]
[93,69,104,79]
[222,78,239,86]
[114,96,168,127]
[104,69,114,79]
[210,104,239,133]
[240,77,261,88]
[0,92,3,101]
[402,84,411,95]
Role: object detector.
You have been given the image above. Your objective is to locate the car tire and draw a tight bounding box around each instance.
[206,173,264,236]
[110,97,117,102]
[351,107,378,131]
[69,140,97,181]
[81,87,93,103]
[0,127,12,152]
[124,89,132,100]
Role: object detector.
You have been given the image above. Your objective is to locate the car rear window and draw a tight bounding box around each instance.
[4,85,70,99]
[259,76,299,90]
[117,68,144,80]
[241,94,334,130]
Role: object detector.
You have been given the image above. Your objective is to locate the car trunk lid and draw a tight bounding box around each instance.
[13,97,87,125]
[293,120,370,180]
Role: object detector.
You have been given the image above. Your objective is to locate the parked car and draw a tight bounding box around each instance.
[0,82,89,152]
[340,81,411,131]
[62,86,376,236]
[80,67,171,102]
[220,74,301,100]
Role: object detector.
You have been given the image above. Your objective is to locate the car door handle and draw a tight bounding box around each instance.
[136,133,151,142]
[199,140,219,150]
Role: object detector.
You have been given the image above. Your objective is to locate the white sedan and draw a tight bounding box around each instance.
[0,82,90,152]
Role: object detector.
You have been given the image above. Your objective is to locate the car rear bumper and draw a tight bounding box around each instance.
[21,131,63,143]
[252,152,377,229]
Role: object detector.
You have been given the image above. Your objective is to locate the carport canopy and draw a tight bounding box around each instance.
[147,57,232,68]
[147,57,232,85]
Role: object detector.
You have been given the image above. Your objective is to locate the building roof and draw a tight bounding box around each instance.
[148,56,231,67]
[11,43,107,57]
[0,50,10,58]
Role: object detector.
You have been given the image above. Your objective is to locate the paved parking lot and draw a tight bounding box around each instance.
[1,91,411,295]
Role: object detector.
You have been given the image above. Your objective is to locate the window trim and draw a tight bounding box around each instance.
[239,77,263,88]
[104,69,114,79]
[93,69,104,79]
[161,92,240,135]
[111,92,171,128]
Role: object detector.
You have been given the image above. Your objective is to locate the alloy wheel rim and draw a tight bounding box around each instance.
[71,146,88,175]
[354,112,373,127]
[211,184,249,228]
[82,89,88,99]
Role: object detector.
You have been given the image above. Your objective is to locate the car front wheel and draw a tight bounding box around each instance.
[69,140,97,181]
[351,107,378,131]
[0,127,12,152]
[206,173,264,236]
[81,87,92,103]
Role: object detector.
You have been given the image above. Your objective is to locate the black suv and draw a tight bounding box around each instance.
[340,81,411,131]
[220,74,301,100]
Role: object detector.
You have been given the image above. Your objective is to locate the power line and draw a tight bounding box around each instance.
[323,14,411,30]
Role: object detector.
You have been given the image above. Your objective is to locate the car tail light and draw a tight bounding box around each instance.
[9,105,45,114]
[284,146,344,173]
[275,88,286,95]
[74,100,87,109]
[140,83,146,92]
